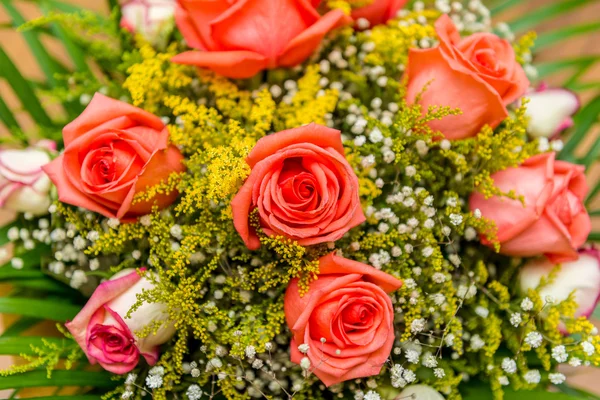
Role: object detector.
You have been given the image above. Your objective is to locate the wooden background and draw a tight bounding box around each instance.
[0,0,598,397]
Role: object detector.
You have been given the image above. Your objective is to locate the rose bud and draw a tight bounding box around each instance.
[469,153,591,263]
[120,0,176,44]
[0,140,55,216]
[396,385,445,400]
[284,253,402,386]
[523,84,580,138]
[406,14,529,140]
[66,268,175,374]
[352,0,408,27]
[231,123,366,249]
[172,0,351,79]
[520,248,600,324]
[43,93,185,221]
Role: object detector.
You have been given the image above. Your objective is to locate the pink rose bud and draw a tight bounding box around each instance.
[520,248,600,331]
[0,142,56,216]
[120,0,175,43]
[523,85,580,138]
[469,153,591,263]
[66,268,175,374]
[284,253,402,386]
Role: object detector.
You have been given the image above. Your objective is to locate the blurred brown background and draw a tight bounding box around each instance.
[0,0,599,397]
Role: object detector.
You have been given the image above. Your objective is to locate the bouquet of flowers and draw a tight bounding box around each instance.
[0,0,599,399]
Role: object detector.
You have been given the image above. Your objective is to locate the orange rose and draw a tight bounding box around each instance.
[43,93,185,220]
[231,123,366,249]
[352,0,408,27]
[406,14,529,140]
[284,253,402,386]
[172,0,351,79]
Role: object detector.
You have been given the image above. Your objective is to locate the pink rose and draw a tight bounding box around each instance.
[171,0,351,79]
[520,248,600,332]
[42,93,185,221]
[469,153,591,263]
[0,140,55,216]
[284,253,402,386]
[231,124,366,249]
[66,269,175,374]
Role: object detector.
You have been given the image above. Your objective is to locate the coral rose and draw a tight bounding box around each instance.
[43,93,185,221]
[352,0,408,27]
[231,123,366,249]
[469,153,591,263]
[406,14,529,140]
[284,253,402,386]
[66,268,175,374]
[171,0,351,79]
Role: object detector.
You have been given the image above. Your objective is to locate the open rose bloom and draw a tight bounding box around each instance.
[231,123,366,249]
[470,153,591,263]
[406,14,529,140]
[172,0,351,78]
[284,253,402,386]
[66,269,175,374]
[43,93,185,221]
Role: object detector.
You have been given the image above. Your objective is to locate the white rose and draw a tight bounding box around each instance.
[520,249,600,320]
[0,141,55,215]
[523,86,579,138]
[396,385,445,400]
[120,0,175,43]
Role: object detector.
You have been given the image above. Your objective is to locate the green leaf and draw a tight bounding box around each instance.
[589,232,600,242]
[509,0,596,33]
[536,56,600,79]
[0,297,80,321]
[0,268,46,282]
[11,278,72,293]
[2,3,65,87]
[489,0,522,16]
[0,336,64,355]
[535,22,600,50]
[0,94,20,131]
[0,317,40,337]
[0,47,53,127]
[0,370,117,390]
[558,95,600,161]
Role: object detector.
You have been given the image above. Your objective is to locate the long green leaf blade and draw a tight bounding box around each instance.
[489,0,522,16]
[559,95,600,160]
[0,370,117,389]
[509,0,596,33]
[0,95,20,131]
[536,56,600,79]
[0,317,40,337]
[0,336,64,355]
[535,22,600,50]
[0,47,52,127]
[0,298,80,321]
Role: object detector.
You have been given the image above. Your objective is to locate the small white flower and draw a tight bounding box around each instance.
[11,258,23,269]
[186,384,203,400]
[470,334,485,350]
[501,358,517,374]
[440,139,451,150]
[525,331,543,348]
[354,135,367,146]
[568,357,581,367]
[475,306,489,318]
[422,353,438,368]
[549,372,566,385]
[411,318,426,333]
[510,313,522,327]
[432,273,446,283]
[403,369,416,383]
[405,349,420,364]
[434,368,445,378]
[298,343,310,354]
[449,213,463,226]
[551,345,568,363]
[404,279,417,289]
[125,373,137,385]
[245,345,256,359]
[581,341,595,356]
[405,165,416,177]
[149,366,165,376]
[369,128,383,143]
[391,246,402,257]
[473,208,482,218]
[449,254,461,266]
[361,155,376,168]
[498,376,509,386]
[523,370,541,384]
[107,218,120,229]
[422,246,434,257]
[521,297,534,311]
[300,357,311,369]
[364,391,380,400]
[140,215,152,226]
[145,374,163,389]
[252,358,264,369]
